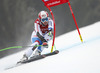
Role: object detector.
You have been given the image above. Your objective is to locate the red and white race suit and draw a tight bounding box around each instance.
[31,17,54,42]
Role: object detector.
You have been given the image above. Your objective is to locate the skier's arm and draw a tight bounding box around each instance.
[34,23,47,42]
[48,19,54,36]
[37,32,47,42]
[34,23,43,36]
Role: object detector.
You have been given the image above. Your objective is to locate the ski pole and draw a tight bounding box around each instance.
[49,32,56,51]
[52,37,56,50]
[0,45,43,52]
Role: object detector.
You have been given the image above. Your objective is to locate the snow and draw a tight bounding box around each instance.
[0,21,100,73]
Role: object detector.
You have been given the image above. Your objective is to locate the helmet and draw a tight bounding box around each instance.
[38,11,49,22]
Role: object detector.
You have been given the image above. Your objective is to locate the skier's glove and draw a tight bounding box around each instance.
[48,28,54,36]
[48,27,52,31]
[37,32,47,42]
[42,42,48,48]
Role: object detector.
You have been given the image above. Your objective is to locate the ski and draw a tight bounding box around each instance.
[18,50,59,64]
[5,50,59,70]
[43,50,59,56]
[20,55,46,63]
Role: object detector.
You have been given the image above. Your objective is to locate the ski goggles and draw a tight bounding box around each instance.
[41,17,48,22]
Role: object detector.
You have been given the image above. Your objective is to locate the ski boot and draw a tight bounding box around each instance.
[17,54,28,63]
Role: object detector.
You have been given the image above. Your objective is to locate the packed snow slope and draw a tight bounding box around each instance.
[0,21,100,73]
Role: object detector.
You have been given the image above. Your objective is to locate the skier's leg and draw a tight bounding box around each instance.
[20,42,39,61]
[34,46,44,56]
[25,42,39,57]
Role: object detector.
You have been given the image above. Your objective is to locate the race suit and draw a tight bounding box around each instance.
[31,17,54,51]
[25,17,54,57]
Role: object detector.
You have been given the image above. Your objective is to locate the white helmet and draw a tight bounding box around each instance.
[38,11,49,22]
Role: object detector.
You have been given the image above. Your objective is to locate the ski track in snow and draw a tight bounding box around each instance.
[0,21,100,73]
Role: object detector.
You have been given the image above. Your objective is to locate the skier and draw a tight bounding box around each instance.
[20,10,54,62]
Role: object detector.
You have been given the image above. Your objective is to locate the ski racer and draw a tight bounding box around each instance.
[20,10,54,62]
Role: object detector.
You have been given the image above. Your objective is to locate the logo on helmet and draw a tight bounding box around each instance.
[38,11,49,19]
[42,14,47,18]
